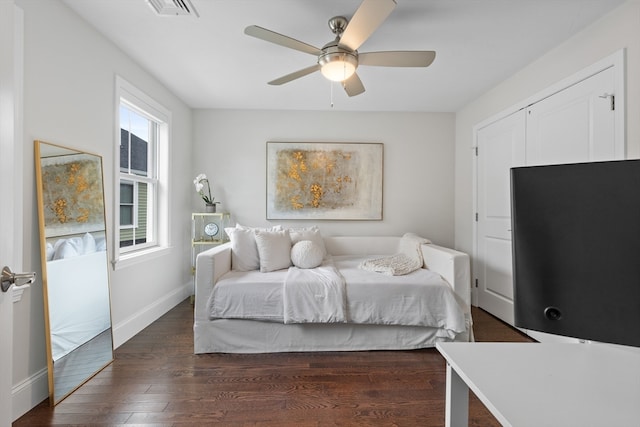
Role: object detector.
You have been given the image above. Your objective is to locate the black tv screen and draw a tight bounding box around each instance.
[511,160,640,348]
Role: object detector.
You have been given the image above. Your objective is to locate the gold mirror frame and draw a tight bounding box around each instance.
[34,140,114,405]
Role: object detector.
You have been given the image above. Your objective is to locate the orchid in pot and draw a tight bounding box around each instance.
[193,173,219,212]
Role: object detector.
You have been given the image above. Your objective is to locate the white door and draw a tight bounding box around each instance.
[1,2,22,425]
[526,66,619,166]
[476,110,526,324]
[476,66,621,325]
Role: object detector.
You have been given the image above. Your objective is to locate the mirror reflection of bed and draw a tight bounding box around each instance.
[35,140,114,405]
[45,232,112,399]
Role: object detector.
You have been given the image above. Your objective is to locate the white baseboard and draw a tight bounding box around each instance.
[12,282,191,421]
[112,282,191,349]
[12,367,48,422]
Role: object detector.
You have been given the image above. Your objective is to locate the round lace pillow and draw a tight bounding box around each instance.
[291,240,324,269]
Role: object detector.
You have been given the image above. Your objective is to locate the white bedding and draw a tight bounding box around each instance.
[47,250,111,361]
[283,260,346,324]
[208,255,467,338]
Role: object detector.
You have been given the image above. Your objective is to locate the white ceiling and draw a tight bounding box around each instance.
[62,0,625,112]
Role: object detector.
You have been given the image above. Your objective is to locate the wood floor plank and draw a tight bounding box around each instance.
[13,301,533,426]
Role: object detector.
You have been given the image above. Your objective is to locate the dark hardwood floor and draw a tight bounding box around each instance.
[14,300,532,426]
[53,329,113,402]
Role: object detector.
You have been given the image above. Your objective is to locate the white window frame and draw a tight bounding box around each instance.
[119,179,138,229]
[114,75,171,269]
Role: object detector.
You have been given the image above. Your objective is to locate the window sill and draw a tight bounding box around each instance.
[112,246,171,270]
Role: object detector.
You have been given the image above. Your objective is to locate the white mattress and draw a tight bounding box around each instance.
[208,255,467,338]
[47,251,111,361]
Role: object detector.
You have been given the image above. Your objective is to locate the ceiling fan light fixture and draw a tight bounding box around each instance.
[245,0,433,96]
[319,51,358,82]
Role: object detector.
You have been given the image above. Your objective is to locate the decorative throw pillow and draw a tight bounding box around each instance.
[95,237,106,252]
[83,232,97,254]
[225,224,284,271]
[236,223,283,232]
[52,238,79,260]
[225,227,260,271]
[254,229,292,272]
[398,232,431,265]
[289,226,327,258]
[46,243,55,261]
[291,240,324,269]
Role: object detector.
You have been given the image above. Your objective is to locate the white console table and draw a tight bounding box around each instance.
[437,342,640,427]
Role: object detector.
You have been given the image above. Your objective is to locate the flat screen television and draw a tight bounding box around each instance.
[511,160,640,348]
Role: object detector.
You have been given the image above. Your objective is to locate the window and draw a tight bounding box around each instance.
[119,106,155,249]
[119,182,135,227]
[114,76,170,266]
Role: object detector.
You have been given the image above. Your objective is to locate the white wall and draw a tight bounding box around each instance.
[13,0,194,416]
[454,0,640,257]
[193,109,456,246]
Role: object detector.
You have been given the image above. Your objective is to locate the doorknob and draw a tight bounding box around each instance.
[1,266,36,292]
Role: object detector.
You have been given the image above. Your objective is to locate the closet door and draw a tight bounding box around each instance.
[526,66,619,165]
[476,110,525,324]
[476,65,621,326]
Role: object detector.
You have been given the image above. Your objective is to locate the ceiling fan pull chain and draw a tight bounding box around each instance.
[330,81,334,108]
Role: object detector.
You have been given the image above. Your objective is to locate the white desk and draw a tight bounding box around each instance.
[436,342,640,427]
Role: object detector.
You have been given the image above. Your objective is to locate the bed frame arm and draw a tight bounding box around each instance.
[421,244,471,308]
[194,243,231,322]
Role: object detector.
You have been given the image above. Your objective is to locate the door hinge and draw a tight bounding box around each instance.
[475,212,478,222]
[475,278,479,288]
[475,146,478,156]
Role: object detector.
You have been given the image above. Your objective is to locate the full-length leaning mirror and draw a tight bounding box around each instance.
[34,140,113,405]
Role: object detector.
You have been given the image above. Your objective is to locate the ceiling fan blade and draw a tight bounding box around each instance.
[268,64,321,85]
[339,0,396,51]
[343,73,365,97]
[245,25,322,56]
[359,51,436,67]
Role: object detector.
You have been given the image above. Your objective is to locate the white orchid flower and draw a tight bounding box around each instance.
[193,173,215,205]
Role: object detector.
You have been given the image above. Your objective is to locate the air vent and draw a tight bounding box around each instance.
[147,0,199,17]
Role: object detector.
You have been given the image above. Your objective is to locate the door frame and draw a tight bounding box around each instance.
[471,49,626,307]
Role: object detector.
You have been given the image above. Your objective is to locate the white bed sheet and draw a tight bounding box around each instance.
[284,261,346,324]
[338,255,466,337]
[47,250,111,361]
[207,268,287,322]
[208,255,466,337]
[195,318,457,353]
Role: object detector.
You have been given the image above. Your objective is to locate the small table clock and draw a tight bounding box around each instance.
[191,212,230,243]
[191,212,231,285]
[204,221,219,238]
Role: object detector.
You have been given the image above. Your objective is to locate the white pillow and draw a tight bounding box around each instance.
[236,223,283,232]
[289,226,326,258]
[46,243,55,261]
[95,237,106,252]
[291,240,324,269]
[52,239,79,260]
[254,229,292,272]
[83,232,97,254]
[225,227,260,271]
[224,224,284,271]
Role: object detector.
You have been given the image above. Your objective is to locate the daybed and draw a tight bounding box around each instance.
[194,231,472,354]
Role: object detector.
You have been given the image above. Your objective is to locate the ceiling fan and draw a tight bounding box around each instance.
[244,0,436,97]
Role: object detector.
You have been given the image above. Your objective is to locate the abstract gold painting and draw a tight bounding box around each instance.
[266,142,383,220]
[40,153,105,237]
